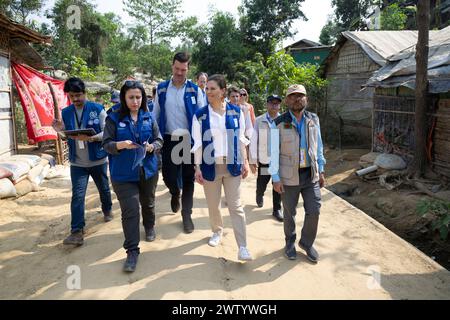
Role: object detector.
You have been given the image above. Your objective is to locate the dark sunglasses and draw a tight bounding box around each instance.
[240,93,247,96]
[124,80,144,88]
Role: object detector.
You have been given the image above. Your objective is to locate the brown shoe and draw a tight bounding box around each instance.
[63,231,84,246]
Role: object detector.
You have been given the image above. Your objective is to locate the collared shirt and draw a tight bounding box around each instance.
[152,78,206,135]
[271,110,326,183]
[191,105,249,161]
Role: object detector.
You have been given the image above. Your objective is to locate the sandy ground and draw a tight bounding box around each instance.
[0,168,450,300]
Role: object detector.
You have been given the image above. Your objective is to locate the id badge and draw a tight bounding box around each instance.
[191,96,196,105]
[299,149,307,168]
[234,118,239,127]
[78,140,85,149]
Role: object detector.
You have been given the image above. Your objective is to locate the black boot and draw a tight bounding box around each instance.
[145,227,156,242]
[171,194,181,213]
[182,214,194,234]
[123,250,139,272]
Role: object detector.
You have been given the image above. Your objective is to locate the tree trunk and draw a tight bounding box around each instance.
[414,0,430,177]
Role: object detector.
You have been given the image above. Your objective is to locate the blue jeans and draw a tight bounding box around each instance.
[70,163,112,233]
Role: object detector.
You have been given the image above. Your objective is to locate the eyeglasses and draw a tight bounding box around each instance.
[240,93,247,96]
[124,80,144,88]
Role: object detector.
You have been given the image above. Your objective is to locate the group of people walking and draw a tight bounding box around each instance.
[53,52,326,273]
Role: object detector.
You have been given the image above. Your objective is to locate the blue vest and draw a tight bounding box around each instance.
[61,101,106,163]
[107,103,120,115]
[107,110,158,182]
[196,103,242,181]
[157,80,199,135]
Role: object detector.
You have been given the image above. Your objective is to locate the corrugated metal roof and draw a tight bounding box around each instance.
[342,30,419,66]
[366,26,450,93]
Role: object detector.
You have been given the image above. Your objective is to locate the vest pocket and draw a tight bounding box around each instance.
[279,154,293,179]
[280,134,295,155]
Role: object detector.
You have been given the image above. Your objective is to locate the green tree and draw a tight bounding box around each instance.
[136,42,173,80]
[239,0,307,59]
[332,0,372,30]
[192,11,248,81]
[38,0,121,69]
[0,0,44,25]
[104,34,137,86]
[124,0,182,46]
[380,3,407,30]
[235,51,328,115]
[319,18,342,45]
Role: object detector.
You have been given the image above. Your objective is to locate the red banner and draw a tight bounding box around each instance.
[11,62,69,144]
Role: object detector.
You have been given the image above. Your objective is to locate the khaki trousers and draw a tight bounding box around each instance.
[203,164,247,247]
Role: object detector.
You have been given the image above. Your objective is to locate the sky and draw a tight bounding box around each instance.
[34,0,333,47]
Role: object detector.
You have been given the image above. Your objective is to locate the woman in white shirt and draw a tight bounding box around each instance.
[191,74,252,261]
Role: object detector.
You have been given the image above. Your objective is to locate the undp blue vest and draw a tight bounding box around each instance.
[157,80,199,135]
[61,101,106,163]
[196,103,242,181]
[107,110,158,182]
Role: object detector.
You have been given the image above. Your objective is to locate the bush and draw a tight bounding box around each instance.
[416,198,450,240]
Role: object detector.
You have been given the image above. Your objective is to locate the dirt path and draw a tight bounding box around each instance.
[0,168,449,300]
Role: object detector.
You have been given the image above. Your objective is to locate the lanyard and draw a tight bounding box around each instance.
[74,107,85,129]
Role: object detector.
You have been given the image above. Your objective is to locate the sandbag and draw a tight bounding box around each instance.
[28,164,44,182]
[0,167,12,179]
[0,162,30,182]
[40,153,56,167]
[39,158,50,167]
[45,165,67,179]
[30,164,50,191]
[0,178,17,199]
[14,179,33,197]
[7,155,41,168]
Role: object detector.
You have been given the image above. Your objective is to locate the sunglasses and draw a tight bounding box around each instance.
[124,80,144,88]
[240,93,247,96]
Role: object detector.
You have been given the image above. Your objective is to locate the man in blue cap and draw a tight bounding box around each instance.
[249,94,283,222]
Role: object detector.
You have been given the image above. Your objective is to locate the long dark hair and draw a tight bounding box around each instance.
[119,80,148,119]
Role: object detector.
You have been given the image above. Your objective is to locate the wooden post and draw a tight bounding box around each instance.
[414,0,430,177]
[47,82,64,165]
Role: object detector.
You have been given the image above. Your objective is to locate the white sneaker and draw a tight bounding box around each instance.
[208,233,222,247]
[238,246,253,261]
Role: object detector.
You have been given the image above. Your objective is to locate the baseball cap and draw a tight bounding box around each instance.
[267,94,282,103]
[286,84,307,96]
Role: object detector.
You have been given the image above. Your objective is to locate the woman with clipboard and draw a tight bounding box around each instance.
[102,80,163,273]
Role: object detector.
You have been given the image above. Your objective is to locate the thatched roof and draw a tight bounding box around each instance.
[0,13,51,44]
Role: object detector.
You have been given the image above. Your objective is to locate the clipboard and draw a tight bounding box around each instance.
[59,128,97,138]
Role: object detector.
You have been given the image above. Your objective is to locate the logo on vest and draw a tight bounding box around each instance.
[119,122,126,128]
[89,111,98,119]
